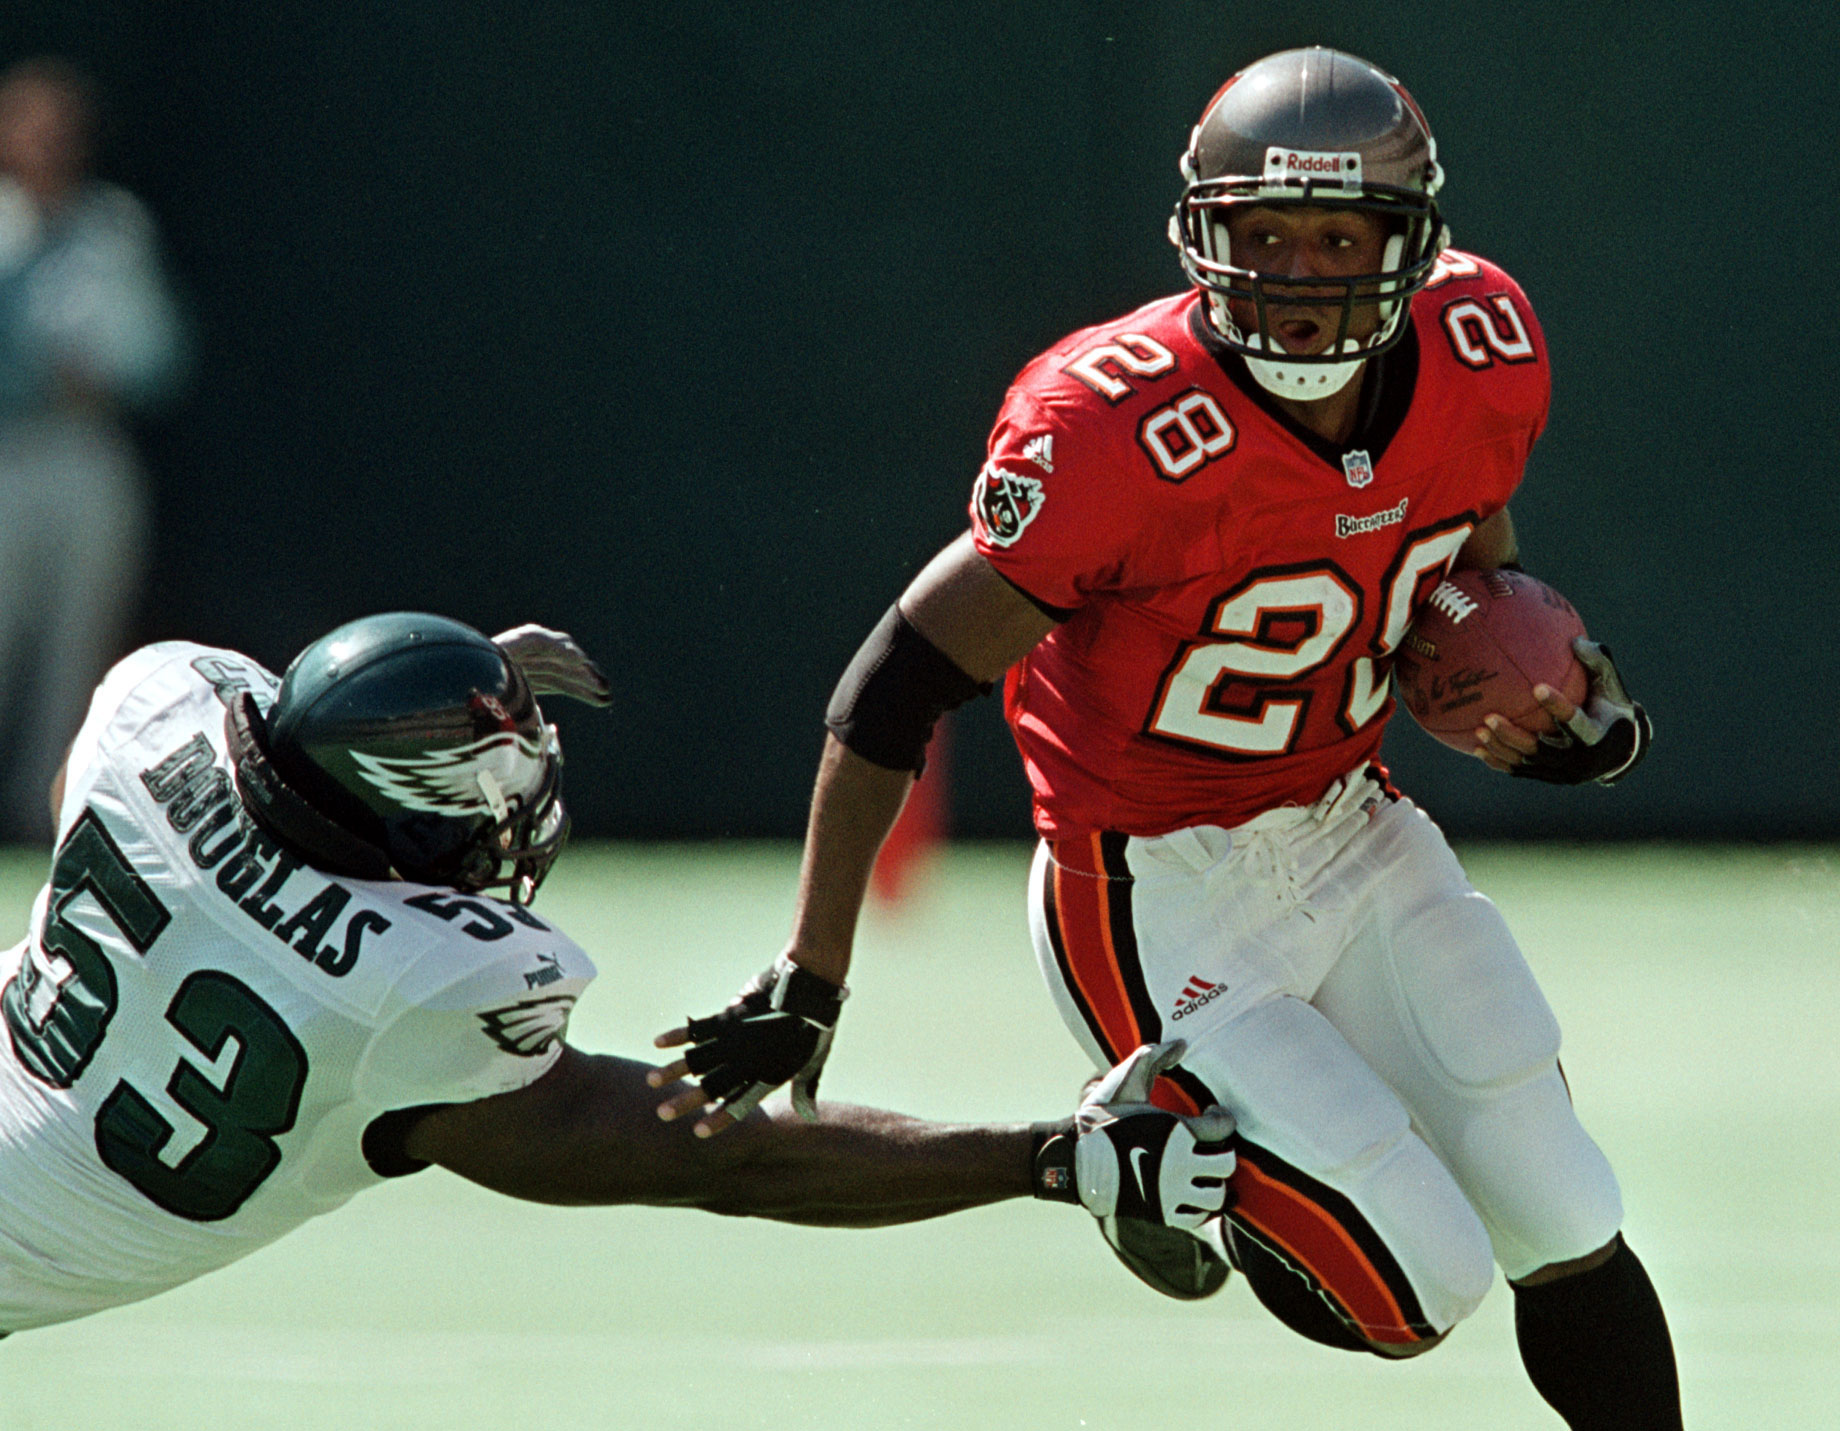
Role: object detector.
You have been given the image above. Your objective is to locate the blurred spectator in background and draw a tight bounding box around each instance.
[0,56,186,843]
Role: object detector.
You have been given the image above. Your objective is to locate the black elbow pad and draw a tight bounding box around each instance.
[825,606,990,773]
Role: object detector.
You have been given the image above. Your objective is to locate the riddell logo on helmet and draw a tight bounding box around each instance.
[1263,148,1363,189]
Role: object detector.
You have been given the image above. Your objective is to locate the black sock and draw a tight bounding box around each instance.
[1513,1236,1682,1430]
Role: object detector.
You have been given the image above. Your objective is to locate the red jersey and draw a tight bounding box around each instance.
[970,250,1548,838]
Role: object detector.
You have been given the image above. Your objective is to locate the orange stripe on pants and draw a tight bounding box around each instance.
[1050,834,1142,1059]
[1233,1158,1424,1347]
[1049,834,1203,1117]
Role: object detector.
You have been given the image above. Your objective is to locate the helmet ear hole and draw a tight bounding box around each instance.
[226,694,394,882]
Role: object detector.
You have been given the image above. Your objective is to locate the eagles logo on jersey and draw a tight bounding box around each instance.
[974,463,1046,548]
[477,994,578,1057]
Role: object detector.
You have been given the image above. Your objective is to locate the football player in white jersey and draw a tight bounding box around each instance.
[0,612,1235,1334]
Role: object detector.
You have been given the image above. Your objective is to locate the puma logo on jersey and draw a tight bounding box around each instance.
[523,952,566,989]
[1171,975,1225,1021]
[973,463,1046,548]
[478,994,577,1056]
[1021,434,1055,471]
[1426,580,1479,624]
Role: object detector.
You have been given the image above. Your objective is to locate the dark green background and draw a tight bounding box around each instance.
[7,2,1836,839]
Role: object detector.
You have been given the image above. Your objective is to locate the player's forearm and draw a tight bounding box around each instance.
[689,1103,1034,1228]
[782,735,914,986]
[414,1051,1029,1220]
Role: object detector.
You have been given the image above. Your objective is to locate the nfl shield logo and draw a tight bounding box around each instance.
[1342,449,1375,489]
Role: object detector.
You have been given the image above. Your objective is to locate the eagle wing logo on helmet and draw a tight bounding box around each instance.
[478,993,577,1057]
[349,732,545,817]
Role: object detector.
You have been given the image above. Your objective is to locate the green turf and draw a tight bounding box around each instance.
[0,842,1834,1429]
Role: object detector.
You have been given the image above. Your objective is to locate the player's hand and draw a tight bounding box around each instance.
[649,956,847,1138]
[1033,1041,1237,1230]
[491,624,613,707]
[1472,639,1651,785]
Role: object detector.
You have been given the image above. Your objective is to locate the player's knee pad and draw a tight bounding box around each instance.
[1388,890,1561,1093]
[1472,1071,1626,1280]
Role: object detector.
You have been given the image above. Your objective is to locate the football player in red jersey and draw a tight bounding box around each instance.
[654,47,1671,1429]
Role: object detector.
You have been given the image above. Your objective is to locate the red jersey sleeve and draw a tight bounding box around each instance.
[969,382,1151,613]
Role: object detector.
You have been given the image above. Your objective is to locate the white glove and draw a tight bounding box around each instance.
[1075,1041,1236,1229]
[1033,1041,1236,1231]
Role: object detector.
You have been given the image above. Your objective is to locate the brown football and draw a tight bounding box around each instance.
[1394,568,1590,752]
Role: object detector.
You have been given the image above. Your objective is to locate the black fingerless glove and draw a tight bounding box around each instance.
[1510,640,1652,786]
[680,958,847,1122]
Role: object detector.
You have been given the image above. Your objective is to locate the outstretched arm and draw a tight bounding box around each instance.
[405,1046,1030,1227]
[400,1041,1236,1234]
[791,531,1060,988]
[650,532,1058,1137]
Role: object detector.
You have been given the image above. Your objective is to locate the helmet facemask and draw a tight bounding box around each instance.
[444,722,571,905]
[1176,178,1445,400]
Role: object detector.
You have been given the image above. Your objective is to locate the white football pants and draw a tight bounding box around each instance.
[1028,769,1624,1347]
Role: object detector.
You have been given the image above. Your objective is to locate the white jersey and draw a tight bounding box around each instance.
[0,643,596,1330]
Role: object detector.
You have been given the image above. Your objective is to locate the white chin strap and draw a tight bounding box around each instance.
[1248,350,1364,399]
[1207,292,1368,399]
[1212,293,1368,399]
[1201,228,1410,402]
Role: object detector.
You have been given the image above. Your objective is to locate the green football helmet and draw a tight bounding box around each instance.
[227,612,568,903]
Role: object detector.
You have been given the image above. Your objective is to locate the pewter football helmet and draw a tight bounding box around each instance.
[1171,47,1447,399]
